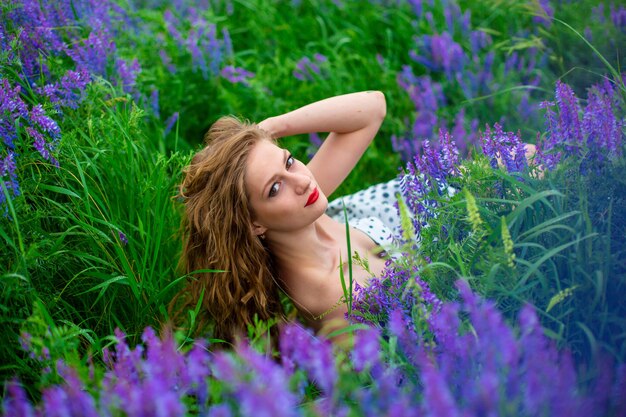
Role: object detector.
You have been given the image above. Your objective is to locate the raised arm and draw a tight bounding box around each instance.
[257,91,386,197]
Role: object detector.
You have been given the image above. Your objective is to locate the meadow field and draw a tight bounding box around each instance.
[1,0,626,415]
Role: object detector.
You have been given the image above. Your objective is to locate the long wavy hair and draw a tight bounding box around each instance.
[170,116,284,344]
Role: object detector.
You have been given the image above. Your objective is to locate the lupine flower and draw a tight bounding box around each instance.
[66,29,115,77]
[537,79,625,170]
[555,80,584,152]
[159,48,177,74]
[213,342,300,417]
[592,4,606,24]
[117,231,128,245]
[410,32,466,79]
[0,78,30,149]
[2,380,36,417]
[150,89,160,118]
[220,66,255,86]
[533,0,554,28]
[163,9,231,79]
[479,123,527,173]
[279,324,337,394]
[293,54,328,81]
[350,263,442,333]
[398,128,460,231]
[392,69,445,160]
[37,69,91,111]
[611,4,626,29]
[307,131,323,159]
[163,111,179,137]
[1,151,20,210]
[582,82,623,158]
[115,58,141,94]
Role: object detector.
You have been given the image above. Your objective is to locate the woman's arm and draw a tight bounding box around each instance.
[258,91,386,197]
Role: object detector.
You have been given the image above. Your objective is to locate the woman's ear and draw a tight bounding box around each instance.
[251,221,267,237]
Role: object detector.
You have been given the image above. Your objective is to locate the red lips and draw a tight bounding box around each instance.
[305,187,319,207]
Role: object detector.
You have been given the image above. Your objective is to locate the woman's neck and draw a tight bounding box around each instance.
[265,215,340,276]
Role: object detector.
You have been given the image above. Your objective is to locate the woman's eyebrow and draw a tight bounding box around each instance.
[261,149,289,198]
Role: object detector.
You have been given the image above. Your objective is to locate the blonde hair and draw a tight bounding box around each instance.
[170,116,283,343]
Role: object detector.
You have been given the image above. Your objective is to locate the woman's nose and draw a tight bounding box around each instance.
[292,173,311,195]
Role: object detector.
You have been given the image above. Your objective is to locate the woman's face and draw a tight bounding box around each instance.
[245,140,328,236]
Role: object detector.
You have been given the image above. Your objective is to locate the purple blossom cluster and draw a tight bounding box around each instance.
[293,53,328,81]
[533,0,554,28]
[4,0,138,93]
[221,66,256,86]
[0,0,153,211]
[611,3,626,29]
[410,32,465,79]
[1,77,63,210]
[4,281,624,416]
[393,0,543,162]
[392,66,478,161]
[399,129,460,232]
[480,123,528,172]
[537,79,624,170]
[162,9,234,81]
[351,263,441,324]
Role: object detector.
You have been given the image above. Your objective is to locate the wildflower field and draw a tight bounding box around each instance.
[1,0,626,415]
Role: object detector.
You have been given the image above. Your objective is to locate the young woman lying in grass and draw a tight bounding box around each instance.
[172,91,390,342]
[171,91,537,343]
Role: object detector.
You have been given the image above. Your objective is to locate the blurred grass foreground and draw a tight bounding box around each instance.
[1,0,626,415]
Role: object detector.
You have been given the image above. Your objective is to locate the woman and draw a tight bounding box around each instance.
[173,91,390,342]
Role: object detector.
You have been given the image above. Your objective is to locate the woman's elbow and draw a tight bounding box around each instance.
[372,90,387,122]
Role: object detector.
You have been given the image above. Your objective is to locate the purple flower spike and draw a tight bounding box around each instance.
[479,123,527,173]
[3,380,36,417]
[351,326,382,372]
[293,54,328,81]
[220,65,255,86]
[279,324,337,394]
[164,112,180,137]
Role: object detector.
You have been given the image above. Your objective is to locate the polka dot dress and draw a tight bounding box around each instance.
[326,177,402,248]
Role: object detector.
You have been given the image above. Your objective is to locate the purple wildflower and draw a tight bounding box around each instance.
[537,79,624,170]
[220,66,255,86]
[66,29,116,77]
[279,324,337,394]
[533,0,554,28]
[163,10,230,79]
[3,380,36,417]
[159,49,177,74]
[293,54,328,81]
[393,70,445,160]
[0,78,29,149]
[163,112,179,137]
[115,58,141,94]
[397,128,461,231]
[37,69,91,110]
[592,4,606,24]
[555,80,584,153]
[351,263,442,333]
[582,83,623,158]
[479,123,528,173]
[307,131,323,159]
[611,4,626,29]
[1,151,20,208]
[351,326,382,373]
[150,89,160,118]
[410,32,465,79]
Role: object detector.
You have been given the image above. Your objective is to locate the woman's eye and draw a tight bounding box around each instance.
[269,182,280,197]
[286,155,294,169]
